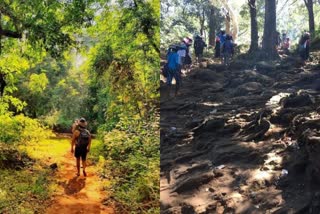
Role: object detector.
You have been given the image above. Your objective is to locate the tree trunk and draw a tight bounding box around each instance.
[262,0,278,59]
[225,12,231,35]
[248,0,259,53]
[220,0,238,40]
[0,13,5,97]
[304,0,315,37]
[200,7,205,36]
[208,6,216,46]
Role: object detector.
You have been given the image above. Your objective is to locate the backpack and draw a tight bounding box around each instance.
[76,128,90,147]
[162,64,169,77]
[195,38,205,50]
[223,40,233,53]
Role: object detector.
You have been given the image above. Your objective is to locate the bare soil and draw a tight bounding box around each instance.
[46,152,114,214]
[160,53,320,213]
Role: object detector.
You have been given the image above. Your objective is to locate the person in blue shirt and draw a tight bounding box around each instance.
[217,30,226,61]
[166,45,181,97]
[222,34,234,67]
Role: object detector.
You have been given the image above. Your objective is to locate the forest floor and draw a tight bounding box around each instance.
[0,136,114,214]
[160,51,320,213]
[45,136,114,214]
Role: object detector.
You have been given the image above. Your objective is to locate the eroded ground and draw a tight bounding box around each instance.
[160,53,320,213]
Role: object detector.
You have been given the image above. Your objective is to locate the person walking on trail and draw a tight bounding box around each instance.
[71,118,92,177]
[177,43,187,73]
[299,31,310,61]
[217,30,227,62]
[166,45,181,97]
[183,37,192,70]
[194,35,207,63]
[282,37,290,54]
[222,34,234,67]
[214,36,221,58]
[71,119,79,134]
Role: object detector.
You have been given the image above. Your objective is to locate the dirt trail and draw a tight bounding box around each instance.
[160,53,320,213]
[46,151,114,214]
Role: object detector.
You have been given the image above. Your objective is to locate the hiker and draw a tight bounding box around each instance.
[214,36,221,58]
[71,119,79,134]
[177,42,187,73]
[281,31,287,47]
[217,30,227,63]
[166,45,180,97]
[222,34,234,67]
[183,37,192,70]
[282,38,290,54]
[299,31,310,60]
[71,118,92,177]
[218,30,226,46]
[194,35,207,63]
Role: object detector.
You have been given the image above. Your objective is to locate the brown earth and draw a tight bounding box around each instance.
[46,152,114,214]
[160,53,320,213]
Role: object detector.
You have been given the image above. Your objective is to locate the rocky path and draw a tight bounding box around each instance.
[160,54,320,213]
[46,150,114,214]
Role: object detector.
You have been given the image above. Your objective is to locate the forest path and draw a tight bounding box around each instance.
[40,137,114,214]
[160,55,320,213]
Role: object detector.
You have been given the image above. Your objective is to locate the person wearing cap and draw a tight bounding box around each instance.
[71,118,92,176]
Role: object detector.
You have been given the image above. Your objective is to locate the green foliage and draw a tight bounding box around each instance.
[28,73,49,94]
[0,169,50,214]
[0,0,95,57]
[82,0,160,212]
[162,0,320,48]
[95,118,159,213]
[0,113,51,144]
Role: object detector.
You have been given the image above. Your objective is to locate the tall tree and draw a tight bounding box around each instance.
[248,0,259,53]
[262,0,277,59]
[0,0,92,97]
[199,5,206,36]
[208,6,217,46]
[304,0,315,37]
[220,0,239,40]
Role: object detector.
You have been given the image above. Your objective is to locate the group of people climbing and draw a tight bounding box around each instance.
[163,36,195,97]
[277,30,311,60]
[214,30,235,66]
[162,29,314,98]
[276,31,291,53]
[163,31,234,97]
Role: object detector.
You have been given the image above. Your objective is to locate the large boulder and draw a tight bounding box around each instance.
[234,82,263,96]
[190,69,223,82]
[256,61,276,73]
[281,93,315,108]
[301,130,320,184]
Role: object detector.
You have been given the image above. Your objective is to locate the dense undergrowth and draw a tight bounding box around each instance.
[0,119,53,214]
[92,115,160,213]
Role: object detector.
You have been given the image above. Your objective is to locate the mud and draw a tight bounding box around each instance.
[160,52,320,213]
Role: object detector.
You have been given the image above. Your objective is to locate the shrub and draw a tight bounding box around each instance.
[96,117,159,213]
[0,113,51,144]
